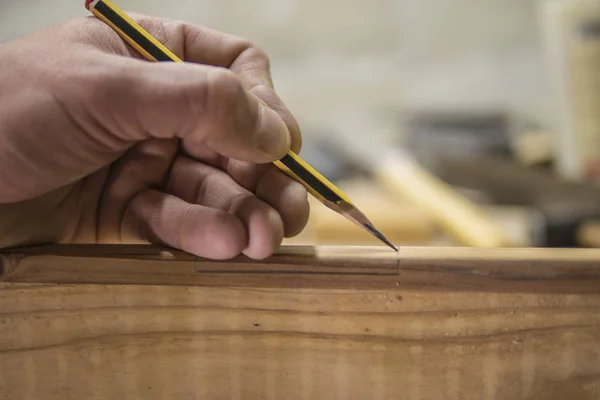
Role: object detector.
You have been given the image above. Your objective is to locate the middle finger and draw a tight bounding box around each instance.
[177,147,310,239]
[166,156,291,258]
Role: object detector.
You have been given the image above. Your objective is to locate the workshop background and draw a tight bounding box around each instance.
[1,0,599,248]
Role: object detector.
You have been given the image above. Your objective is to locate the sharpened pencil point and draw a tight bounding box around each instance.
[336,201,398,252]
[85,0,398,254]
[364,223,398,252]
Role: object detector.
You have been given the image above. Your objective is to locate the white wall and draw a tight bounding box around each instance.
[0,0,550,140]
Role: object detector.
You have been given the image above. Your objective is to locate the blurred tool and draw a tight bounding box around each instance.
[374,149,511,247]
[85,0,397,252]
[324,115,511,248]
[427,155,600,247]
[401,109,513,162]
[477,205,546,248]
[304,180,436,245]
[285,137,435,246]
[509,126,555,167]
[293,133,370,182]
[540,0,600,181]
[400,108,556,169]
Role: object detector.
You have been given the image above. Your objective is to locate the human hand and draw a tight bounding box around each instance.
[0,14,309,259]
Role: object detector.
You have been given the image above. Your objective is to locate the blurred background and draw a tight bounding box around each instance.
[1,0,599,248]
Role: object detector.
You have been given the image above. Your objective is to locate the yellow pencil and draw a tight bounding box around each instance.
[85,0,397,251]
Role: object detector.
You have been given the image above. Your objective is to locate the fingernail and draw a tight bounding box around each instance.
[255,104,291,159]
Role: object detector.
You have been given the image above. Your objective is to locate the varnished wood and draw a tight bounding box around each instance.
[0,283,600,399]
[1,244,600,399]
[2,244,600,293]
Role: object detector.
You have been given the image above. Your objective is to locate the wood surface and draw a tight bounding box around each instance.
[1,244,600,399]
[3,244,600,293]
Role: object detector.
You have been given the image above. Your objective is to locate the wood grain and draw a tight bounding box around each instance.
[1,244,600,399]
[0,283,599,399]
[3,244,600,293]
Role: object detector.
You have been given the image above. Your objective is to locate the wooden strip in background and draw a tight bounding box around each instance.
[2,244,600,293]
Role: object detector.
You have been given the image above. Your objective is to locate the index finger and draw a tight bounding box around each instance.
[120,14,302,153]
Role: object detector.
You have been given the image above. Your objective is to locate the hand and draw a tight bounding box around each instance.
[0,14,309,259]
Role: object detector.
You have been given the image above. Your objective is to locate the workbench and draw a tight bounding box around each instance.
[1,244,600,399]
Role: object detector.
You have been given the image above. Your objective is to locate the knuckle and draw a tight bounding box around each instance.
[233,45,274,93]
[206,68,249,127]
[236,45,271,79]
[207,68,241,99]
[247,46,271,69]
[132,15,171,43]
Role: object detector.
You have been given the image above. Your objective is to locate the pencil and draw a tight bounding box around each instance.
[84,0,397,252]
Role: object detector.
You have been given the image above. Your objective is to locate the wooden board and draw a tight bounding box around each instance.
[3,244,600,293]
[1,244,600,399]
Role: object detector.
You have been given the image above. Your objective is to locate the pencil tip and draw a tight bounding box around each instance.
[335,201,398,252]
[363,223,398,252]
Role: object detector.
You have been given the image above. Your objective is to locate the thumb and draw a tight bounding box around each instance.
[91,56,292,164]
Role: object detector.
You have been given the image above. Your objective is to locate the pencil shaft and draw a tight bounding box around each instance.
[88,0,353,208]
[86,0,399,250]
